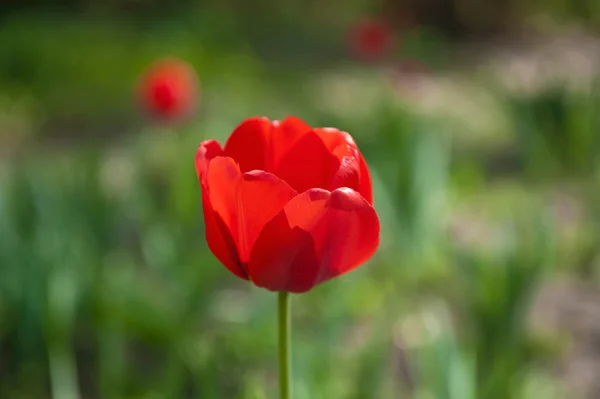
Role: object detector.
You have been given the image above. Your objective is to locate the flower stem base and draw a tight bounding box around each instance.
[278,291,291,399]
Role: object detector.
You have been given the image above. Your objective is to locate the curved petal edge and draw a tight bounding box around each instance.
[248,187,380,293]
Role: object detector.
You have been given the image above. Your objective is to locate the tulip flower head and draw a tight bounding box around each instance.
[348,18,395,61]
[138,58,199,122]
[196,116,380,293]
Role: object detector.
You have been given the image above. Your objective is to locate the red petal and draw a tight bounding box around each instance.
[223,116,312,173]
[314,128,373,204]
[274,131,341,193]
[248,188,380,293]
[328,143,360,193]
[313,127,357,150]
[270,116,312,169]
[195,139,224,182]
[206,156,298,263]
[201,184,247,280]
[196,141,245,279]
[357,152,374,205]
[223,117,272,173]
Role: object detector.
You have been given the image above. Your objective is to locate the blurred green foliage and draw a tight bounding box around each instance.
[506,84,600,178]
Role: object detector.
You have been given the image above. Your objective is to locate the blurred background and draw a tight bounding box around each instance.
[2,0,600,398]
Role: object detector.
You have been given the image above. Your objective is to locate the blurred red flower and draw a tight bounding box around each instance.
[195,116,380,293]
[348,18,395,61]
[138,58,199,121]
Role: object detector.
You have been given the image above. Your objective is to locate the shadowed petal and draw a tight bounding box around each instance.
[195,140,244,278]
[357,151,374,205]
[195,139,224,182]
[314,128,373,204]
[207,156,298,263]
[329,144,361,193]
[248,187,380,293]
[223,116,313,174]
[275,132,341,193]
[223,117,272,173]
[270,116,312,169]
[201,185,247,280]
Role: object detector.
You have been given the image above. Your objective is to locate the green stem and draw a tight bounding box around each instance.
[278,291,291,399]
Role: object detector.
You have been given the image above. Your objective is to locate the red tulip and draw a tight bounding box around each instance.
[138,58,199,121]
[348,18,395,61]
[195,116,380,293]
